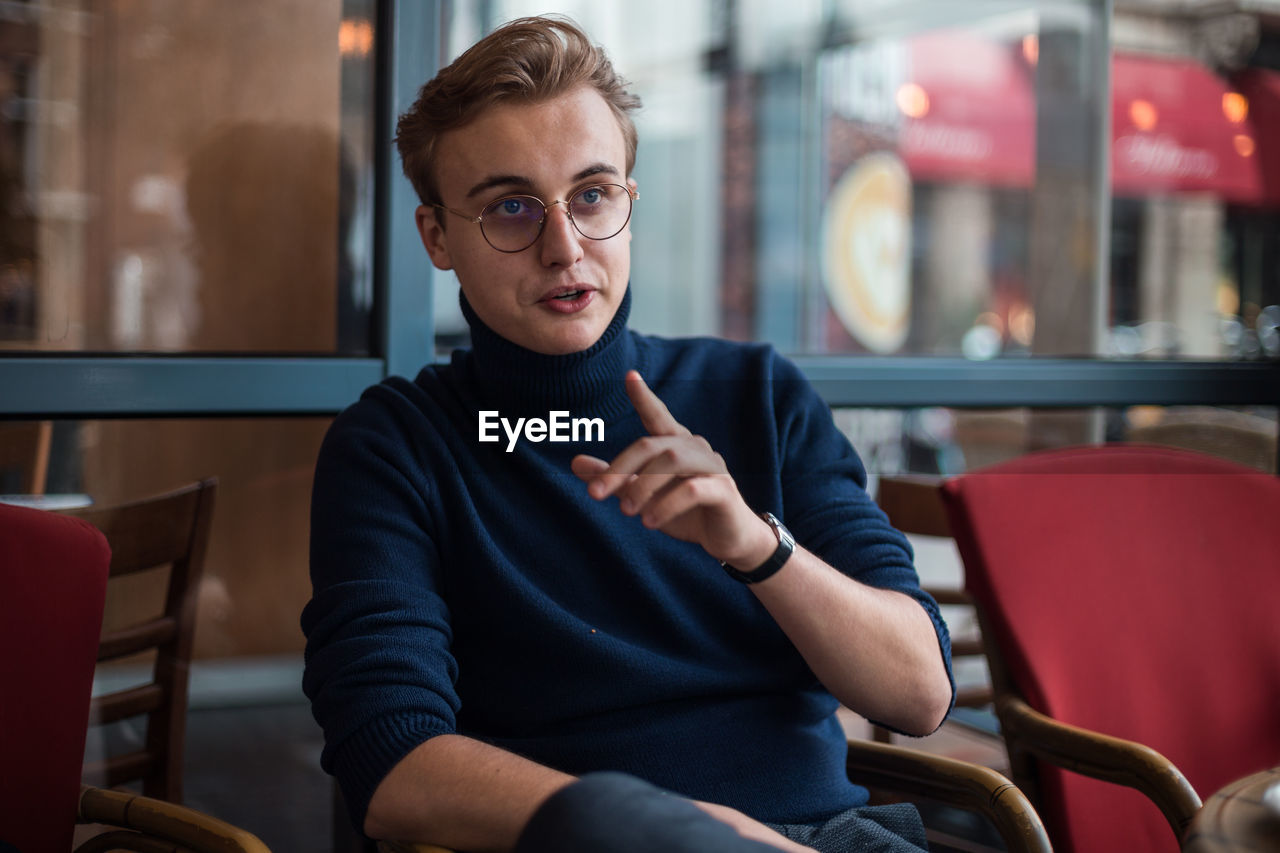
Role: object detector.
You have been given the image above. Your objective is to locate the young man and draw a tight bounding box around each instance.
[303,16,953,853]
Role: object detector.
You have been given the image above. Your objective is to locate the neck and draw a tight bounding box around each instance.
[456,287,639,420]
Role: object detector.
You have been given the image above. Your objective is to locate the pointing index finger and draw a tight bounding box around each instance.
[625,370,688,437]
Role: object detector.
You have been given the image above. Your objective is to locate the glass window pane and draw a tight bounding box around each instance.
[430,2,1279,362]
[431,2,1109,358]
[0,1,375,353]
[30,417,329,658]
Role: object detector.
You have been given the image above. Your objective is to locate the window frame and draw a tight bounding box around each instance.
[0,0,441,417]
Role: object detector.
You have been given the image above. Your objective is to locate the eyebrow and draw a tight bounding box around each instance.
[464,162,621,199]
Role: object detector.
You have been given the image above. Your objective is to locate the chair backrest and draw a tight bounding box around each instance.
[0,502,112,853]
[63,478,218,804]
[0,421,53,494]
[941,444,1280,853]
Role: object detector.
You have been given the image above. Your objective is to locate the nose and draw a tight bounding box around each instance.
[538,200,585,268]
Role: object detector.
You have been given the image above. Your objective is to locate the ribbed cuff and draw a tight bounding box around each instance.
[331,712,454,833]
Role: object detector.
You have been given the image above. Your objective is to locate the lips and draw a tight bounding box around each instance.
[538,284,596,303]
[537,285,597,315]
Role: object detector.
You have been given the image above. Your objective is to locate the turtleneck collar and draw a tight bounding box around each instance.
[454,287,641,421]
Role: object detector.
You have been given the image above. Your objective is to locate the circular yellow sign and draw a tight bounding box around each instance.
[821,152,912,354]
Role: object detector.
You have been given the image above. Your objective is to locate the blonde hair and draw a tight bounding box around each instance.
[395,15,641,206]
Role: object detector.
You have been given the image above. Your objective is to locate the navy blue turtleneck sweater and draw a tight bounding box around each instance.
[302,289,953,829]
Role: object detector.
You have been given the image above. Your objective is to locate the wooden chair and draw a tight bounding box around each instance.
[0,498,267,853]
[375,739,1052,853]
[940,444,1280,852]
[64,478,218,804]
[0,420,52,494]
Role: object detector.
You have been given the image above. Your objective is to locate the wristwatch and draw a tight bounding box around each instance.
[721,511,795,584]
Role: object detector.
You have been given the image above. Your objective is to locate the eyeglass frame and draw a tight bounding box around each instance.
[430,182,639,254]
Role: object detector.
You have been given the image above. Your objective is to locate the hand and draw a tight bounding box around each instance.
[571,370,776,569]
[692,801,818,853]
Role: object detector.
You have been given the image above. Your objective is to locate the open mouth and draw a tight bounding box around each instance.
[539,288,595,314]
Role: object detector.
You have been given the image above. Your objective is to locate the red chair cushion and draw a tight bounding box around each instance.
[0,503,110,853]
[942,444,1280,853]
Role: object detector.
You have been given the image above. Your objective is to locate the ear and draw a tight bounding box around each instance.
[627,176,638,197]
[415,205,454,271]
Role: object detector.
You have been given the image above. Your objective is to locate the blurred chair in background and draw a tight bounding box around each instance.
[0,420,52,494]
[0,497,267,853]
[1126,406,1277,473]
[951,410,1030,471]
[941,444,1280,853]
[64,478,218,804]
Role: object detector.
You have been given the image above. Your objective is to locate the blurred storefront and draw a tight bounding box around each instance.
[818,32,1280,360]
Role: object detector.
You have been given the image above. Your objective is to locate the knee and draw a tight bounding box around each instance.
[514,772,776,853]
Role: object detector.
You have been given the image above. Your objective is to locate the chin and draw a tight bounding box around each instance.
[536,335,601,356]
[533,324,609,355]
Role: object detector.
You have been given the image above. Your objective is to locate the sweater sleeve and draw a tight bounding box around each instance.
[301,388,461,830]
[766,351,956,723]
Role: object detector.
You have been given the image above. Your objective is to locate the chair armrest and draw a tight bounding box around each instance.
[996,695,1202,839]
[378,741,1055,853]
[846,737,1051,853]
[76,785,271,853]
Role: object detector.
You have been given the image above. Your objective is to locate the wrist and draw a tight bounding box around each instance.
[719,512,778,570]
[720,512,795,584]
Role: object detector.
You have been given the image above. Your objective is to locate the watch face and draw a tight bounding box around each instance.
[762,512,793,546]
[778,522,795,548]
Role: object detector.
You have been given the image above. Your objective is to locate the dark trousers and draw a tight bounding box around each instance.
[513,772,928,853]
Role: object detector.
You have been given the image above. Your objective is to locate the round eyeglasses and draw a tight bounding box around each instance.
[432,183,638,253]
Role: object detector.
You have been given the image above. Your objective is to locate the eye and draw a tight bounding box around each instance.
[576,186,606,206]
[486,196,540,220]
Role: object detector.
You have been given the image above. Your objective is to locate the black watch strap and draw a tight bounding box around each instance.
[721,512,795,584]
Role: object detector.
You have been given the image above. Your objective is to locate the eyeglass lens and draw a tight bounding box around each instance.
[479,184,633,252]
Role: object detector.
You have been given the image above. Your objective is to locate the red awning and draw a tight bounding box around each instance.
[894,36,1274,205]
[899,32,1036,188]
[1232,67,1280,205]
[1111,54,1262,203]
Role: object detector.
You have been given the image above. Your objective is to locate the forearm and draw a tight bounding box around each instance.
[364,735,813,853]
[363,734,576,852]
[747,544,953,735]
